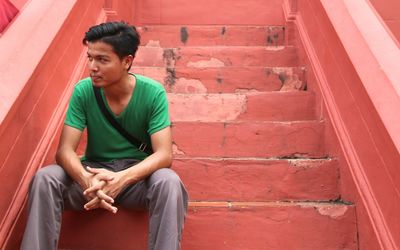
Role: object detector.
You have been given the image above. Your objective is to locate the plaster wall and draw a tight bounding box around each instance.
[285,0,400,249]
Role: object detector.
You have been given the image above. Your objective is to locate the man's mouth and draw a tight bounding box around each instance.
[91,75,102,81]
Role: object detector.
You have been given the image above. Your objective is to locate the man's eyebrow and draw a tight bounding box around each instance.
[86,52,110,58]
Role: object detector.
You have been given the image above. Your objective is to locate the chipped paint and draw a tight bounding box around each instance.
[144,40,162,47]
[187,58,225,68]
[168,94,246,121]
[317,206,348,219]
[172,78,207,93]
[172,143,185,155]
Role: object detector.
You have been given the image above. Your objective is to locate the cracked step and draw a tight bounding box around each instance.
[133,46,299,68]
[132,66,306,93]
[138,25,285,47]
[59,202,357,250]
[171,121,326,158]
[168,91,316,122]
[173,157,339,201]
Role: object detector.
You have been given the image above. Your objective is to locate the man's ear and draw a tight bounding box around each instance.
[123,55,134,71]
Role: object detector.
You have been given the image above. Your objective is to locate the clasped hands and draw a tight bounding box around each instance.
[82,166,126,214]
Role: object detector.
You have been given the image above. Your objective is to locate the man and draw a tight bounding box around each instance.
[21,21,188,250]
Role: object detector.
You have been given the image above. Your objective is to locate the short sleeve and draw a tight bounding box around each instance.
[147,89,171,135]
[65,86,87,131]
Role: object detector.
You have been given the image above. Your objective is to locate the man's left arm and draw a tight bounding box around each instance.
[120,125,173,184]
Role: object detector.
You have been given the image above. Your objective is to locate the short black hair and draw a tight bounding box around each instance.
[82,21,141,59]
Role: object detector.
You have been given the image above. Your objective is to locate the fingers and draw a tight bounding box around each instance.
[86,167,114,182]
[84,196,118,214]
[96,189,114,204]
[100,199,118,214]
[84,196,100,210]
[86,166,102,174]
[83,180,106,196]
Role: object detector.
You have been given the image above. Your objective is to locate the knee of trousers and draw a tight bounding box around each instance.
[30,164,70,193]
[148,168,188,203]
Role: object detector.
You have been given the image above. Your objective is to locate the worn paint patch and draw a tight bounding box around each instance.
[168,94,246,121]
[317,206,348,219]
[144,40,161,47]
[172,143,185,155]
[172,78,207,93]
[271,67,307,91]
[187,58,225,68]
[265,46,285,51]
[134,46,164,67]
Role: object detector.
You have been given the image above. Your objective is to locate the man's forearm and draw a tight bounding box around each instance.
[121,149,172,186]
[56,147,90,188]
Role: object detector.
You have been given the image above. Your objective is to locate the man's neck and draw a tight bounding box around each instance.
[104,73,135,102]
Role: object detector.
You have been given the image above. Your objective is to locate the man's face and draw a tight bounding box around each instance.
[86,41,131,87]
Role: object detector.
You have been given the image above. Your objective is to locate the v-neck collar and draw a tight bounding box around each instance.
[101,73,138,119]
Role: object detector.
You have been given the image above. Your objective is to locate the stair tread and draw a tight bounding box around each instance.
[172,121,325,158]
[134,45,299,67]
[59,202,357,250]
[174,157,339,201]
[132,66,306,93]
[168,91,315,122]
[189,201,352,207]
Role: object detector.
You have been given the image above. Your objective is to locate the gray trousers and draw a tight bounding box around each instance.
[20,160,188,250]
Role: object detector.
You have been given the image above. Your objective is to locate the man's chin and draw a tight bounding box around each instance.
[91,78,104,87]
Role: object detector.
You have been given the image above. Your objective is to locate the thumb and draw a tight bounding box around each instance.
[86,166,101,174]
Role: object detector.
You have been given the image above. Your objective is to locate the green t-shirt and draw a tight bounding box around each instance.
[65,74,171,162]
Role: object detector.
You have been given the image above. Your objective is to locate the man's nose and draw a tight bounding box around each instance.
[88,60,98,71]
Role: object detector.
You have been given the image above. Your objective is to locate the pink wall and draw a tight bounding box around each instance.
[369,0,400,46]
[0,0,106,247]
[283,0,400,249]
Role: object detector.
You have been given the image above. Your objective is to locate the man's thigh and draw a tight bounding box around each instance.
[115,168,185,209]
[35,164,87,211]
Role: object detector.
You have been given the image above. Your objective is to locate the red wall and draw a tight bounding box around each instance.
[283,0,400,249]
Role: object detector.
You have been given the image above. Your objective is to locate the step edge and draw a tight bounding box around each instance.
[188,201,354,208]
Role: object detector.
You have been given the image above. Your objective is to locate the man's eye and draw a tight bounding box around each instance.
[87,56,93,61]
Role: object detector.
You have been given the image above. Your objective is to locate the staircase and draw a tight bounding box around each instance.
[55,23,358,249]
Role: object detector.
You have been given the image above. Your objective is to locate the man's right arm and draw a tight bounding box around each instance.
[55,125,91,188]
[55,125,117,212]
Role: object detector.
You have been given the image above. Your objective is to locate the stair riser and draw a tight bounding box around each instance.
[183,205,357,249]
[172,122,326,158]
[59,204,357,250]
[133,46,299,68]
[138,26,285,47]
[169,92,315,122]
[136,0,286,25]
[173,158,339,201]
[133,67,306,93]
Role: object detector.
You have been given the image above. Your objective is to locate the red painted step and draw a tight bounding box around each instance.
[184,202,357,250]
[58,202,357,250]
[173,157,339,201]
[138,25,285,47]
[168,91,316,122]
[133,46,299,68]
[132,66,306,93]
[172,121,325,158]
